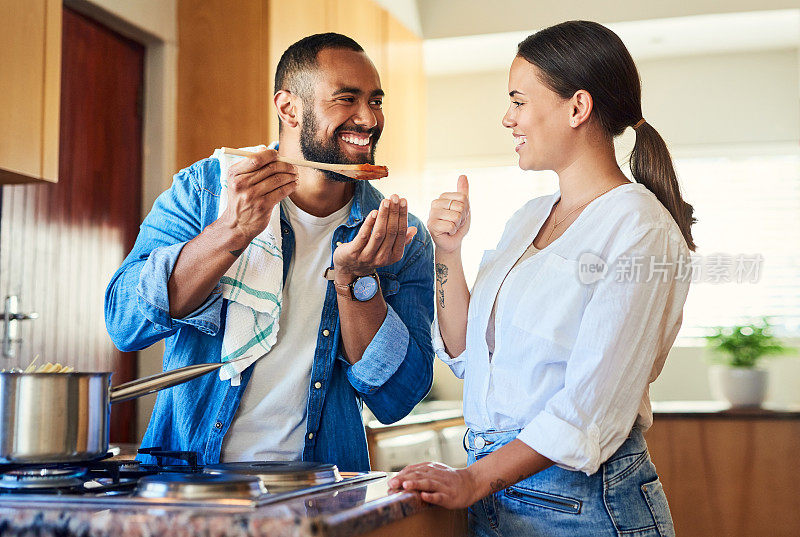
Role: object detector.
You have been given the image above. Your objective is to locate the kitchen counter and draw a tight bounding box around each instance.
[0,473,466,537]
[651,399,800,418]
[647,401,800,537]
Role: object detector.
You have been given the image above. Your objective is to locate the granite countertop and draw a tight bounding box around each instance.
[0,473,437,537]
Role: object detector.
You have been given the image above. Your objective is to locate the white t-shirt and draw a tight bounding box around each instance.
[220,196,352,462]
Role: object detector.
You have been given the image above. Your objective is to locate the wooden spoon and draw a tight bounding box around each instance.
[220,147,388,180]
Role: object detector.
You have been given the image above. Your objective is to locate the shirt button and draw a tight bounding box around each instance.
[474,437,486,449]
[307,433,314,440]
[214,421,223,429]
[314,381,322,389]
[322,329,330,337]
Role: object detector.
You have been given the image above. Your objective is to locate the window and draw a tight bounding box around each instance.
[420,150,800,344]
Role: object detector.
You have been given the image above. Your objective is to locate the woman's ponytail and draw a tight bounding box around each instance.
[630,121,697,251]
[517,21,697,251]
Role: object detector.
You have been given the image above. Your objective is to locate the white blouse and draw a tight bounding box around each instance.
[434,182,691,475]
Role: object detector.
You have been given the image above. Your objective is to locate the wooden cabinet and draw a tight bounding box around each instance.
[328,0,385,74]
[377,15,425,202]
[265,0,333,143]
[176,0,270,169]
[178,0,424,181]
[0,0,61,184]
[647,413,800,537]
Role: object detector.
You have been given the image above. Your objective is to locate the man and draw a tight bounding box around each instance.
[105,33,434,471]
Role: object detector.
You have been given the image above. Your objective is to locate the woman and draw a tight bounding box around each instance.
[388,21,695,537]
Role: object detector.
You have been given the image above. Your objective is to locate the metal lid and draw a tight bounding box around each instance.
[203,461,341,490]
[136,473,266,500]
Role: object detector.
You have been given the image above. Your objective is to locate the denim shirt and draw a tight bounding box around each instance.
[104,157,434,471]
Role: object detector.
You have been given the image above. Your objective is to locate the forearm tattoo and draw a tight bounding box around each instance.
[489,478,508,493]
[435,263,448,308]
[490,474,526,494]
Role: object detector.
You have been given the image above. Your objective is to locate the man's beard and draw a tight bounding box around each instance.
[299,107,380,183]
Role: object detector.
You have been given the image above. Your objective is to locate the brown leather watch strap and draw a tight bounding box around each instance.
[333,281,353,299]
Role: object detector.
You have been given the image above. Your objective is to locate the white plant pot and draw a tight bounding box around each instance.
[708,365,768,407]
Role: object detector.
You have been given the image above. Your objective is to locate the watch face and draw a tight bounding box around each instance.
[353,275,379,301]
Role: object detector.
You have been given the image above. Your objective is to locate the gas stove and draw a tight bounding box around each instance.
[0,448,383,510]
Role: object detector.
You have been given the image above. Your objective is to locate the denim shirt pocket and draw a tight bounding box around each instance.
[377,272,400,298]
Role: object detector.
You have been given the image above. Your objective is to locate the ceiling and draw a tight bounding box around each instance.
[414,0,800,39]
[423,9,800,75]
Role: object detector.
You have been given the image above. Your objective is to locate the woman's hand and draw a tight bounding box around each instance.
[387,461,480,510]
[428,175,470,254]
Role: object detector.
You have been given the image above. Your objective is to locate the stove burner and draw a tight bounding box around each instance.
[117,460,142,473]
[203,461,341,492]
[136,447,203,473]
[0,467,87,490]
[136,473,266,500]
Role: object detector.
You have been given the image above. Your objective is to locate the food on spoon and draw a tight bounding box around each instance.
[353,163,389,180]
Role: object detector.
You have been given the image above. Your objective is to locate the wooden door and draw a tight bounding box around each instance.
[0,7,144,442]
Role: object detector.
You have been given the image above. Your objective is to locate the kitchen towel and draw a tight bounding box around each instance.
[213,143,283,386]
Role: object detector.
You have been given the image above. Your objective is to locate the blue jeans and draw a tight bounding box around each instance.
[466,428,675,537]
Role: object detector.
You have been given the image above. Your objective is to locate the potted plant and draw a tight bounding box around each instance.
[704,318,790,407]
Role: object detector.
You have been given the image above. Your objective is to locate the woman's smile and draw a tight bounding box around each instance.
[514,134,527,152]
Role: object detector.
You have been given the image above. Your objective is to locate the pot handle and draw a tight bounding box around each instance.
[110,355,252,404]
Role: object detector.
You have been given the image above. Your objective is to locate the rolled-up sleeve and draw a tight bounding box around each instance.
[517,227,690,475]
[345,304,409,393]
[432,315,465,379]
[137,241,223,335]
[105,159,223,352]
[353,225,435,424]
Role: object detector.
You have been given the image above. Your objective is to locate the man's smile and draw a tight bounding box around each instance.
[339,131,373,152]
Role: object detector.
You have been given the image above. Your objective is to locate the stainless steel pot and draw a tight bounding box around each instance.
[0,357,248,463]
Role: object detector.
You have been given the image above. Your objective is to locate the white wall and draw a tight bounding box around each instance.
[426,48,800,167]
[639,50,800,150]
[424,47,800,405]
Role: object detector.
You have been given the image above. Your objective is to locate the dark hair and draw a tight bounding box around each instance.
[517,21,696,251]
[274,32,364,98]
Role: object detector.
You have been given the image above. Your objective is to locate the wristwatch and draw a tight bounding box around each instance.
[325,269,380,301]
[348,273,380,301]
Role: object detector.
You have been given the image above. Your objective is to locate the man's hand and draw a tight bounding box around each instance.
[387,462,481,510]
[220,147,298,253]
[333,194,417,282]
[428,175,470,254]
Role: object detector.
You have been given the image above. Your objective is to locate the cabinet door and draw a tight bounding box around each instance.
[267,0,332,141]
[177,0,270,168]
[328,0,385,75]
[377,15,425,203]
[0,0,61,183]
